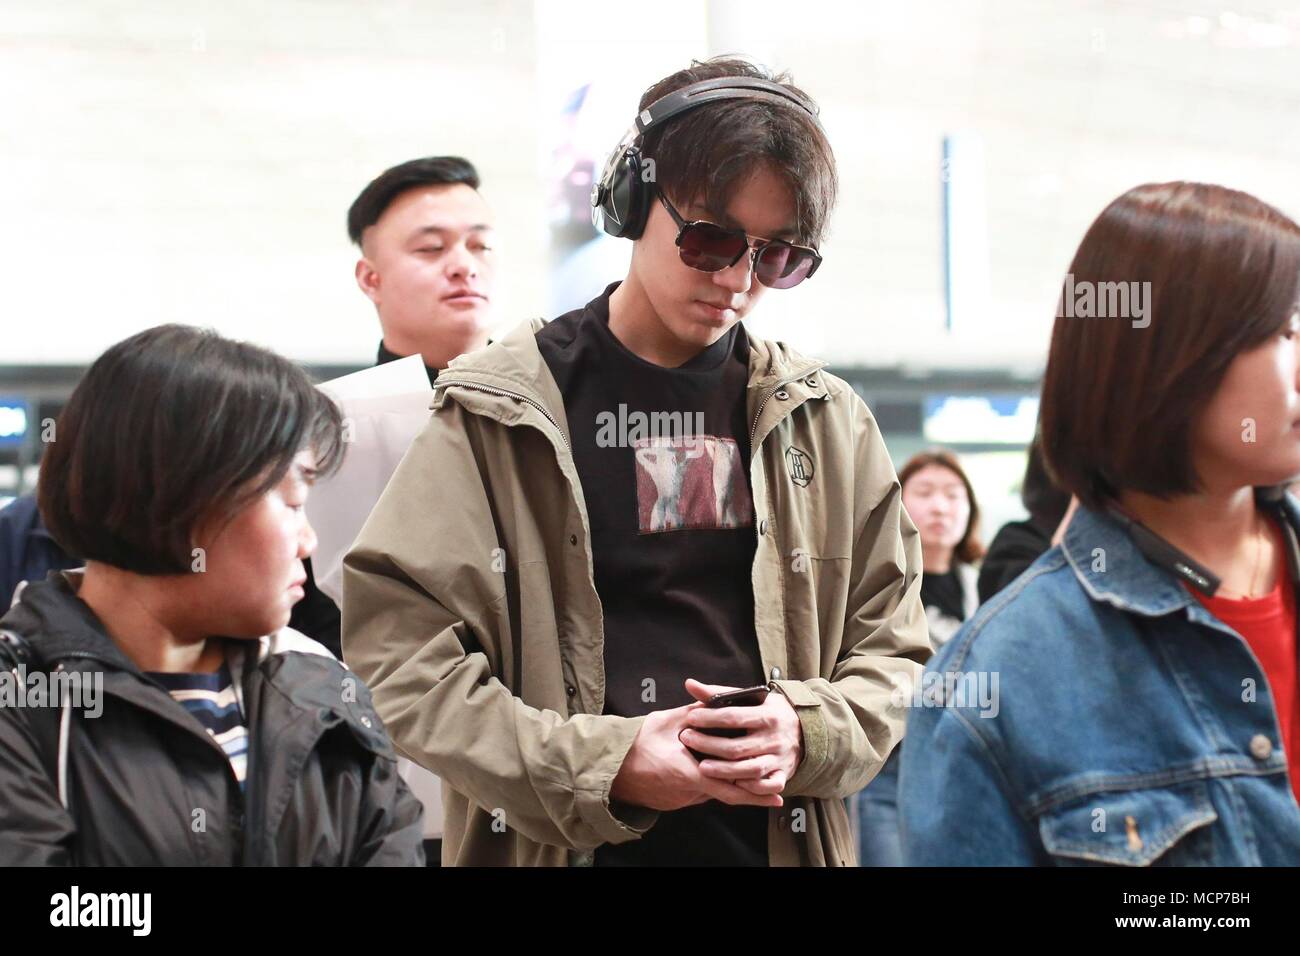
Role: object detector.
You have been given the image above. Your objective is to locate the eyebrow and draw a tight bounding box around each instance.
[691,206,799,242]
[407,224,493,241]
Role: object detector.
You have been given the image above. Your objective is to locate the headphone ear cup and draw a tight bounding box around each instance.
[593,147,649,239]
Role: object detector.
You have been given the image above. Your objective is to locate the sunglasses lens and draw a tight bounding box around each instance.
[678,223,748,272]
[755,242,818,289]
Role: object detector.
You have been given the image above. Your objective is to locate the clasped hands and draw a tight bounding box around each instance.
[610,678,804,812]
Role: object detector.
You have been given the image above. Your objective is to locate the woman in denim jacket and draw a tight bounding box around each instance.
[901,181,1300,865]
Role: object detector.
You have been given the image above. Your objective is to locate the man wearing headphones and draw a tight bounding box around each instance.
[342,58,930,866]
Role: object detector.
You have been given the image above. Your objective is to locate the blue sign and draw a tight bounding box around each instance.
[0,396,30,448]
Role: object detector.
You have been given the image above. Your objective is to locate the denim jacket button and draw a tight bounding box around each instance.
[1250,734,1274,760]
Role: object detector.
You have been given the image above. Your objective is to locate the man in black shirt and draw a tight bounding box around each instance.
[537,282,769,864]
[290,157,499,654]
[344,56,931,868]
[529,58,841,865]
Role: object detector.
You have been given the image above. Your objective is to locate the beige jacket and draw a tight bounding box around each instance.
[342,317,930,865]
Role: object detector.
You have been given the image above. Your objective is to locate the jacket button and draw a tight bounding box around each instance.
[775,389,790,400]
[1250,734,1273,760]
[566,684,576,697]
[770,666,782,681]
[569,534,578,546]
[805,378,818,388]
[360,715,373,728]
[759,519,769,536]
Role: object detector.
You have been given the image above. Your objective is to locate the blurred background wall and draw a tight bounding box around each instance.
[4,0,1300,530]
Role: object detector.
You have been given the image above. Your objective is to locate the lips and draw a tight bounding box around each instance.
[442,290,487,303]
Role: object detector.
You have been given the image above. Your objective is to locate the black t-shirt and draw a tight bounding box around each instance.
[921,568,965,622]
[536,282,768,866]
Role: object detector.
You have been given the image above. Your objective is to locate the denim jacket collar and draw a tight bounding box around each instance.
[1062,488,1300,620]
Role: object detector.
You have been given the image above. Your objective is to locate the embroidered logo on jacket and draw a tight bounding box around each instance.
[633,436,753,533]
[785,446,814,487]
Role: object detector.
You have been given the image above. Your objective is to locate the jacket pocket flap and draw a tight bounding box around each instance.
[1038,780,1218,866]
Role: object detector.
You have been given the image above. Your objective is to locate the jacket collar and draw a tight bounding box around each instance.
[1062,488,1300,618]
[4,569,328,677]
[431,282,834,439]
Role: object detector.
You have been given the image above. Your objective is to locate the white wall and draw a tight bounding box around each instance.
[0,0,544,365]
[4,0,1300,372]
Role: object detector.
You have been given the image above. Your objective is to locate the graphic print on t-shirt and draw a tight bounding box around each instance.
[634,435,753,533]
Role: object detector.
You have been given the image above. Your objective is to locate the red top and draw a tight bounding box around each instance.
[1187,521,1299,806]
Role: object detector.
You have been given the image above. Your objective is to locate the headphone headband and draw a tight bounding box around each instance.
[591,75,823,240]
[633,76,820,137]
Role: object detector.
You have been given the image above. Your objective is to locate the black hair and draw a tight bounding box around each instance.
[1020,433,1070,535]
[637,57,837,247]
[39,324,345,575]
[347,156,481,246]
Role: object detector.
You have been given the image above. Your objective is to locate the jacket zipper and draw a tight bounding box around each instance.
[436,379,571,453]
[51,649,252,863]
[749,365,827,449]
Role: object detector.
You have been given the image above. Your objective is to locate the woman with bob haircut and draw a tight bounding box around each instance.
[0,324,424,865]
[901,182,1300,865]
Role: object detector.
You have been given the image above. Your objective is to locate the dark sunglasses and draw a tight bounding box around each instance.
[656,191,822,290]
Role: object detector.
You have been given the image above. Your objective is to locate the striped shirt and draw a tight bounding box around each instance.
[149,663,249,790]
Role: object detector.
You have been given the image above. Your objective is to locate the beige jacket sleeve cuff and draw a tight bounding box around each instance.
[574,715,660,845]
[770,679,830,795]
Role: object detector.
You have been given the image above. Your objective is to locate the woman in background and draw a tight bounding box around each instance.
[900,449,985,649]
[857,447,983,865]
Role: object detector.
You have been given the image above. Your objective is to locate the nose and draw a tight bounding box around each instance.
[298,517,318,560]
[444,241,478,282]
[713,244,756,295]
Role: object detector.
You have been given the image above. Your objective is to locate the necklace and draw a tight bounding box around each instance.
[1222,510,1268,600]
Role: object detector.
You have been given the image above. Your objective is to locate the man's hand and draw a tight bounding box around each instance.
[610,699,786,812]
[679,679,804,797]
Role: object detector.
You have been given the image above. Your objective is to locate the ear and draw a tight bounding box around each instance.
[355,258,381,306]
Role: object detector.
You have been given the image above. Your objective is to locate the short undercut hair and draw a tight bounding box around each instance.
[347,156,481,246]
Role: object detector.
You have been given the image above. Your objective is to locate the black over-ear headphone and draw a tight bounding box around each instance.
[590,76,822,240]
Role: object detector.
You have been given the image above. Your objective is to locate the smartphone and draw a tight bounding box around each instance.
[688,684,770,761]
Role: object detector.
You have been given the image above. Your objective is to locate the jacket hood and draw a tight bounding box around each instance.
[1,571,136,672]
[433,288,836,442]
